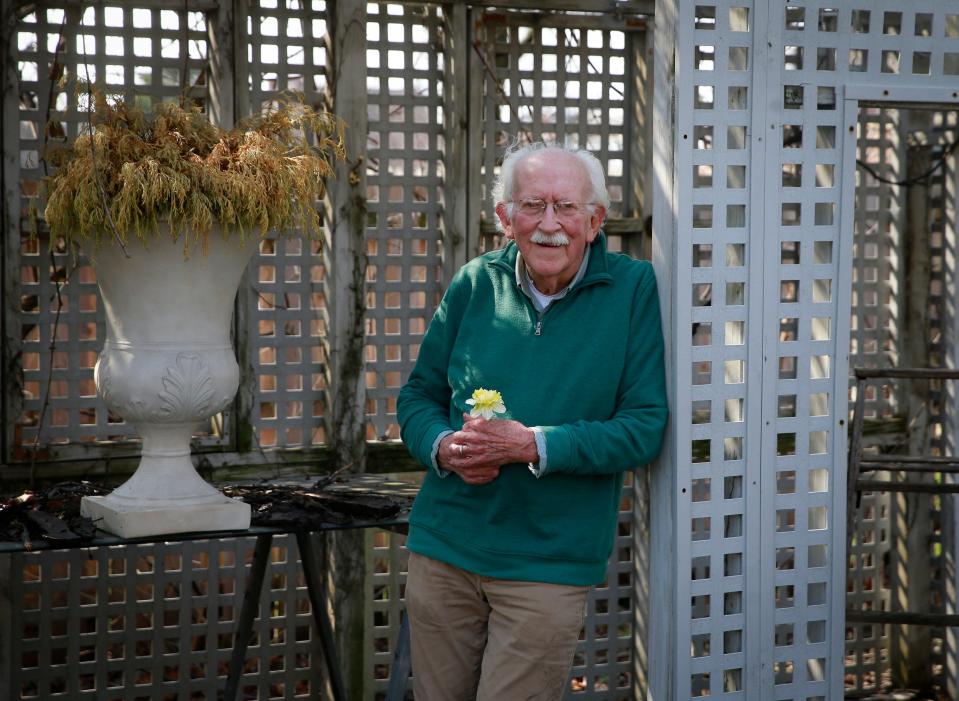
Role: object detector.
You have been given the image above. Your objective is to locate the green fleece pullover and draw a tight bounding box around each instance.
[397,233,668,585]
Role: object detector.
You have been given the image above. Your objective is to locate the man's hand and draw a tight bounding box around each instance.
[437,433,501,485]
[459,414,539,466]
[436,414,539,485]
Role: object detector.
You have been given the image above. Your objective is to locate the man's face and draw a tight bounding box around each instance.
[495,151,605,295]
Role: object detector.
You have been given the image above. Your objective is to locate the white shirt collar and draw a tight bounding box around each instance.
[513,243,591,313]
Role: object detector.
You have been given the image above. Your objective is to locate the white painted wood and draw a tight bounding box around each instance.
[649,0,679,699]
[445,1,470,275]
[838,85,959,697]
[750,0,776,696]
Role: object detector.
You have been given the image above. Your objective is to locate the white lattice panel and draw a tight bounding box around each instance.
[476,12,640,251]
[676,4,755,698]
[362,2,447,442]
[568,492,637,700]
[1,535,320,700]
[668,2,959,699]
[843,77,959,701]
[844,106,905,694]
[245,1,331,449]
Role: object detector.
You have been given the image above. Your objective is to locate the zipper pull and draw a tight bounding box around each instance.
[534,320,542,336]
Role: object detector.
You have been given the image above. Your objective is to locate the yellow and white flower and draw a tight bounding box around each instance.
[466,388,506,420]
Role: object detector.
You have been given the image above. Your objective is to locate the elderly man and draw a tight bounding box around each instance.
[397,142,667,700]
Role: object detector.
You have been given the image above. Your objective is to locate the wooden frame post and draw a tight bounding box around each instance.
[648,0,678,698]
[1,3,22,467]
[326,0,369,697]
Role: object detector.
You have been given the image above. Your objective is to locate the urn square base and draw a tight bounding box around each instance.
[81,494,251,538]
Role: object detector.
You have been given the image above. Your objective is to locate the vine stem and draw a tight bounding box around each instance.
[28,5,69,486]
[28,1,129,484]
[29,250,68,487]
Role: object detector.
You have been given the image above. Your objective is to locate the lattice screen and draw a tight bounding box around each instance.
[361,2,447,441]
[475,11,639,251]
[844,105,904,694]
[244,1,331,449]
[680,4,754,698]
[671,2,959,698]
[845,106,959,694]
[241,1,448,447]
[12,3,216,461]
[6,3,654,699]
[569,493,636,700]
[1,535,320,700]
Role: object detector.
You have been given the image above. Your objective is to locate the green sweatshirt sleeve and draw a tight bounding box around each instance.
[396,270,468,469]
[537,265,668,475]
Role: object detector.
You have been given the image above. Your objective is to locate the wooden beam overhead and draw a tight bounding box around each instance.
[474,0,654,15]
[380,0,654,17]
[15,0,220,13]
[480,10,649,31]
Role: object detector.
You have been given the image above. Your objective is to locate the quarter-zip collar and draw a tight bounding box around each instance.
[515,243,590,312]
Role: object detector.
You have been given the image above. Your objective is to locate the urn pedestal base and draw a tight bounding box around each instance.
[81,492,251,539]
[80,424,251,538]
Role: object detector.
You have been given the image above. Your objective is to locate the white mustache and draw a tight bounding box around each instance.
[530,230,570,247]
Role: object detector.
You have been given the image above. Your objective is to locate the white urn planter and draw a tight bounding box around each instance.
[81,228,256,538]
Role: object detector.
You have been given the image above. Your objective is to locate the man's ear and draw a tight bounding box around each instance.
[586,205,606,242]
[495,202,515,239]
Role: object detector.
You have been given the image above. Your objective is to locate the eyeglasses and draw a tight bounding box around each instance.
[511,198,593,220]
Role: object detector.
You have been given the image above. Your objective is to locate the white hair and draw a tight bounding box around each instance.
[491,141,610,227]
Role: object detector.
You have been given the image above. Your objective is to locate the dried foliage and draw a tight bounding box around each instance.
[0,482,107,547]
[44,93,346,254]
[0,481,411,545]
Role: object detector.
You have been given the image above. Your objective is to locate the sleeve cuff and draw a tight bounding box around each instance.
[430,430,454,478]
[528,427,548,478]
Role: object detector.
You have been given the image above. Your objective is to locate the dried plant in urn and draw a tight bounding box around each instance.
[41,94,346,539]
[44,92,345,254]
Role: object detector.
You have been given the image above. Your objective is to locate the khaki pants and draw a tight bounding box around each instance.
[406,552,589,701]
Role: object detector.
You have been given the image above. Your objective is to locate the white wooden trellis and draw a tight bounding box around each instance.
[360,1,448,443]
[475,9,646,255]
[243,0,332,450]
[656,2,959,699]
[843,105,958,695]
[0,535,323,700]
[843,105,904,694]
[3,1,656,699]
[7,1,959,699]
